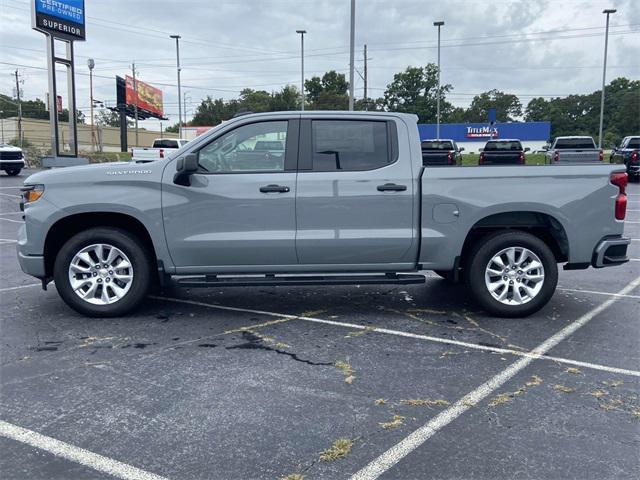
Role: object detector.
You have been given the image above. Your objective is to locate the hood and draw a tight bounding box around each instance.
[0,144,23,152]
[24,161,161,186]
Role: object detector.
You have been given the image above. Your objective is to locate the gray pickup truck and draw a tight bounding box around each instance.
[17,111,631,318]
[545,136,603,164]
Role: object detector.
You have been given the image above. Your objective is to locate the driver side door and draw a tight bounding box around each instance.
[162,118,299,272]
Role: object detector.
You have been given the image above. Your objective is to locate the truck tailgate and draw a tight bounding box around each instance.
[554,150,601,163]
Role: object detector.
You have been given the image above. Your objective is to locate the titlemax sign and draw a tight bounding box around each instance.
[465,126,498,138]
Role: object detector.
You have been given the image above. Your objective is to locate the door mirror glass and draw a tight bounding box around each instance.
[174,153,199,186]
[524,147,531,152]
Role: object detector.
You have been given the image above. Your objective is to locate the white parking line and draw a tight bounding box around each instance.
[0,420,168,480]
[350,275,640,480]
[558,287,640,299]
[625,221,640,224]
[0,238,17,243]
[0,283,40,292]
[0,211,23,215]
[0,186,22,190]
[0,192,20,198]
[0,217,24,223]
[152,295,640,377]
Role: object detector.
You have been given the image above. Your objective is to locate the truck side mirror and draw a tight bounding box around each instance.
[524,147,531,152]
[459,147,465,152]
[174,153,199,186]
[541,145,549,151]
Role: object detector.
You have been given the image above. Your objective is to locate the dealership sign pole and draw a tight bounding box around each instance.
[31,0,86,167]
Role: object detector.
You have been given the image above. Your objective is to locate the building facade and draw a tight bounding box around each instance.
[418,121,551,152]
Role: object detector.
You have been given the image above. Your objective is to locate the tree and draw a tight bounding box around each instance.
[95,109,132,128]
[305,70,349,109]
[381,64,453,123]
[465,89,522,122]
[271,85,300,111]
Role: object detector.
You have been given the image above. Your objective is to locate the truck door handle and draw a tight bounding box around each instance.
[259,184,290,193]
[377,183,407,192]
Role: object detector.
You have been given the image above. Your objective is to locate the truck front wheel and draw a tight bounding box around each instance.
[53,228,151,317]
[466,231,558,318]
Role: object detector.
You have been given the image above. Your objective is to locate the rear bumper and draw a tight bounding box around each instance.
[627,164,639,176]
[592,237,630,268]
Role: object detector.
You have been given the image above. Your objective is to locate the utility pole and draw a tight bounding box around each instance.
[87,58,95,152]
[363,44,368,110]
[348,0,356,110]
[183,91,190,130]
[433,21,445,140]
[598,9,616,149]
[14,70,23,148]
[170,35,183,139]
[296,30,306,111]
[132,62,139,147]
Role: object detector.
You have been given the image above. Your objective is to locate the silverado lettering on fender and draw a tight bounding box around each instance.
[17,112,631,318]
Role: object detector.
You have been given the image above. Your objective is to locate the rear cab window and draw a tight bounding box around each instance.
[484,141,523,151]
[626,138,640,149]
[309,120,395,171]
[554,138,596,149]
[422,141,453,151]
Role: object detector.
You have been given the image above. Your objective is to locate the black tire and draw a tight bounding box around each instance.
[5,168,21,176]
[466,231,558,318]
[53,227,151,317]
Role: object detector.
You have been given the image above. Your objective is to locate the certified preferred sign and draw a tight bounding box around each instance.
[31,0,85,41]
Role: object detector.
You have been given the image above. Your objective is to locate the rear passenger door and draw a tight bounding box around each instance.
[295,117,416,267]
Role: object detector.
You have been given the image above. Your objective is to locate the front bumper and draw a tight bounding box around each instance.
[592,237,630,268]
[17,251,46,278]
[0,160,25,170]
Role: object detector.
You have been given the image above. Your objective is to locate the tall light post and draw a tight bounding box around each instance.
[170,34,183,139]
[598,9,616,149]
[348,0,356,111]
[433,21,444,140]
[296,30,306,111]
[87,58,95,152]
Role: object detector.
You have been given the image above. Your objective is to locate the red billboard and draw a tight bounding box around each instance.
[125,75,163,118]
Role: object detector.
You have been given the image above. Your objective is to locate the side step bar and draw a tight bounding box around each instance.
[175,273,426,288]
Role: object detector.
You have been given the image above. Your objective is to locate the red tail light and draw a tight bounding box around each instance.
[519,152,525,164]
[447,152,453,164]
[159,148,165,159]
[553,151,560,162]
[631,151,639,164]
[610,172,628,220]
[479,152,485,165]
[599,149,604,161]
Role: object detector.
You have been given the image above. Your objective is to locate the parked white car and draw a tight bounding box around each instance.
[131,138,189,162]
[0,143,25,176]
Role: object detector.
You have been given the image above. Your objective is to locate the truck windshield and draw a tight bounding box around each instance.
[484,141,522,151]
[422,141,453,150]
[554,138,596,149]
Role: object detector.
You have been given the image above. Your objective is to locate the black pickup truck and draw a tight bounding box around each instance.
[610,136,640,181]
[479,139,529,165]
[421,139,463,166]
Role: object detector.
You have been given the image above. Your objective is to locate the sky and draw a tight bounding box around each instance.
[1,0,638,132]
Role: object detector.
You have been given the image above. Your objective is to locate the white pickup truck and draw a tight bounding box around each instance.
[131,138,189,162]
[544,136,603,164]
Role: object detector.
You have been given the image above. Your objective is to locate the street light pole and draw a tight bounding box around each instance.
[87,58,95,152]
[296,30,306,111]
[348,0,356,111]
[434,21,444,141]
[170,35,183,139]
[598,9,616,149]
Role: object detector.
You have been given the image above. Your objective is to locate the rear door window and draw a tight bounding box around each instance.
[311,120,392,171]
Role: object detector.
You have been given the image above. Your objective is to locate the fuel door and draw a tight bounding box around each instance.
[433,203,460,224]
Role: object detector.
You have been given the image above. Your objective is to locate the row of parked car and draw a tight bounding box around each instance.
[421,135,639,180]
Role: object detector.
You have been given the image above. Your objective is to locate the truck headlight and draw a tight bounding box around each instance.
[20,184,45,205]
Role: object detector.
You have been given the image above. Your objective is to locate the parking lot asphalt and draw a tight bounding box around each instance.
[1,169,639,480]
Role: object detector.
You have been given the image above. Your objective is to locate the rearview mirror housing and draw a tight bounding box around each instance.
[174,153,199,186]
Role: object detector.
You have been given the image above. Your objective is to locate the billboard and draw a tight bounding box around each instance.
[31,0,86,41]
[418,122,551,142]
[125,75,164,118]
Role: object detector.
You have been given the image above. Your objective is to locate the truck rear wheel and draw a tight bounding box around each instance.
[53,228,151,317]
[466,231,557,318]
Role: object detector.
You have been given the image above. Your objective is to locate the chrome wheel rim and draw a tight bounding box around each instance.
[68,243,133,305]
[484,246,544,306]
